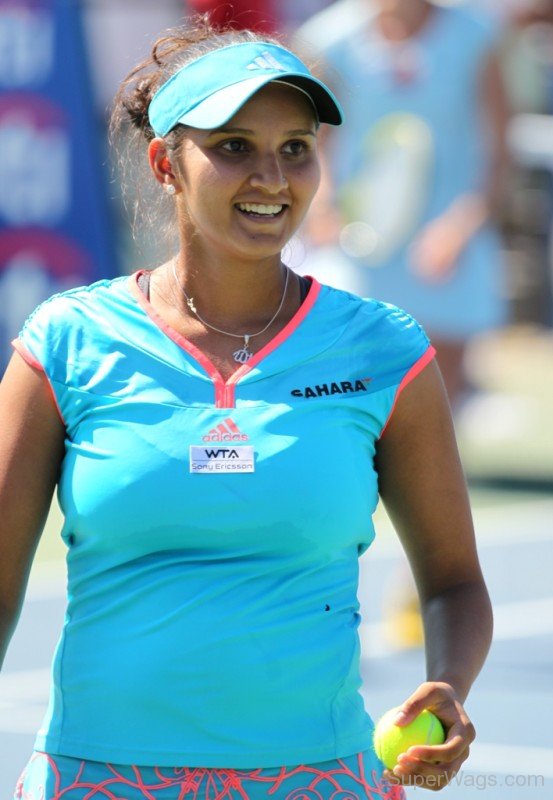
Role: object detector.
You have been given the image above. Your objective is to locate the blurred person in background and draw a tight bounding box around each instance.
[297,0,511,408]
[488,0,553,325]
[184,0,278,32]
[184,1,338,33]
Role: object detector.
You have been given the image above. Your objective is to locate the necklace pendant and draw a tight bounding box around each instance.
[233,334,253,363]
[233,346,253,364]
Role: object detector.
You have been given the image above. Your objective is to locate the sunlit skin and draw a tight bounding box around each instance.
[149,82,320,278]
[145,83,322,380]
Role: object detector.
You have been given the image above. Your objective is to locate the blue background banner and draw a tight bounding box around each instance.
[0,0,118,368]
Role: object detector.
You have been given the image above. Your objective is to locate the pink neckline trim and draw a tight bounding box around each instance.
[128,270,321,409]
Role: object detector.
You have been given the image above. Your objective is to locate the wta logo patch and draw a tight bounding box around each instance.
[202,417,249,442]
[190,445,254,474]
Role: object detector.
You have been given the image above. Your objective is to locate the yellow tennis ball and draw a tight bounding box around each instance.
[374,707,445,769]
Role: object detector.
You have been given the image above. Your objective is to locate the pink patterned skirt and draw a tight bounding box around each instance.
[15,749,405,800]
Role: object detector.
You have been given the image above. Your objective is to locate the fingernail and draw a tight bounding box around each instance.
[393,710,407,724]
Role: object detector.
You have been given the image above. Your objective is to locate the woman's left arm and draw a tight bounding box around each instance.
[375,359,493,790]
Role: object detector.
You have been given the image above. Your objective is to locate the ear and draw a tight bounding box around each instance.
[148,138,180,193]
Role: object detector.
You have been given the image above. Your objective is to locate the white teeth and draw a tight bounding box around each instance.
[237,203,284,215]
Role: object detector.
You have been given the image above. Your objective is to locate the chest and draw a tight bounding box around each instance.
[57,385,386,561]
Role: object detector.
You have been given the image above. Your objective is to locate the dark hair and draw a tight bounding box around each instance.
[109,15,283,266]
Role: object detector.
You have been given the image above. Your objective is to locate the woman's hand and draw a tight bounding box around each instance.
[383,681,475,792]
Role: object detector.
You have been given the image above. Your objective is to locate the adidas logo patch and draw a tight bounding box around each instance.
[202,418,249,442]
[247,51,287,72]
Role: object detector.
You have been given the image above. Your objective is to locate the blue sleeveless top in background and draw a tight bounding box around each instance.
[312,4,506,338]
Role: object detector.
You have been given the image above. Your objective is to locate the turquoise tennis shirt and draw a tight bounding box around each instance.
[14,272,434,767]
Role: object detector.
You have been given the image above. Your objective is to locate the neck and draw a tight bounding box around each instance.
[170,247,289,333]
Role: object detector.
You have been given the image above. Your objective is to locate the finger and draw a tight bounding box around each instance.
[393,684,449,725]
[391,757,465,791]
[398,745,470,772]
[405,735,468,763]
[394,681,471,729]
[396,760,462,781]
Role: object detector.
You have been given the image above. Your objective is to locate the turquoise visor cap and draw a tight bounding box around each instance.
[148,41,343,135]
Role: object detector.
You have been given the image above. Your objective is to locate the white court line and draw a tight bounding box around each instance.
[25,561,66,600]
[24,497,553,600]
[0,667,51,734]
[469,742,553,779]
[1,671,552,779]
[0,667,51,702]
[360,596,553,658]
[367,498,553,560]
[492,597,553,640]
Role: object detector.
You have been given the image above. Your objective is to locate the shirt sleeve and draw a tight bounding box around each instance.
[13,294,68,373]
[12,294,77,425]
[367,301,436,437]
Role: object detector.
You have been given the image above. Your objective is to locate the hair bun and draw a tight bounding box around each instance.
[122,78,157,138]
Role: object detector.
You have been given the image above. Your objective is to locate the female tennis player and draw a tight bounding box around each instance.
[0,16,492,799]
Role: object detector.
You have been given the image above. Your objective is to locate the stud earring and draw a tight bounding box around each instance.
[165,184,176,196]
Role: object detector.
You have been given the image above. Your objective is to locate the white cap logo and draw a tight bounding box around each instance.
[247,51,287,71]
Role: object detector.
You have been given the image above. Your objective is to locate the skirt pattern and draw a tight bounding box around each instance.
[15,750,405,800]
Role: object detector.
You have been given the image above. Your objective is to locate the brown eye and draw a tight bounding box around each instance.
[221,139,248,153]
[282,140,308,156]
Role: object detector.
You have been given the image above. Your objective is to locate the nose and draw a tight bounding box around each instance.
[249,152,288,193]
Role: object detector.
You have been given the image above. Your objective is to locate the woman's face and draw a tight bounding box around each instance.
[171,82,321,263]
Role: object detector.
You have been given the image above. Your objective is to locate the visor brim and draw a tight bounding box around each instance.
[175,73,343,129]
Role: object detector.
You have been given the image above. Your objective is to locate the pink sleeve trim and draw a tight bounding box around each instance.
[11,339,67,427]
[379,345,436,438]
[11,338,45,372]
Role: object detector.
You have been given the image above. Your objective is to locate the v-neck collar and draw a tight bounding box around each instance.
[127,270,322,408]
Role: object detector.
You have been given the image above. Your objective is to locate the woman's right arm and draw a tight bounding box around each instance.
[0,352,65,669]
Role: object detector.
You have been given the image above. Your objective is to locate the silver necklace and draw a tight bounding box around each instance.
[171,258,290,364]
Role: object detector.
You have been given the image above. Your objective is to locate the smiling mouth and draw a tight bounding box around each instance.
[235,202,287,219]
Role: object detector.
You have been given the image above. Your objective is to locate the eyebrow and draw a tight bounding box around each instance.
[207,127,316,137]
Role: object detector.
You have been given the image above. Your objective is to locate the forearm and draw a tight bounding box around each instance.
[0,599,24,670]
[421,579,493,703]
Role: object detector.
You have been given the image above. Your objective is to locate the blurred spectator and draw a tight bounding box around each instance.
[185,1,278,32]
[475,0,553,28]
[296,0,511,407]
[184,1,338,33]
[279,1,339,32]
[478,0,553,324]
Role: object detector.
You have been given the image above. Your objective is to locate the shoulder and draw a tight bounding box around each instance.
[319,282,428,341]
[316,283,433,384]
[17,275,129,371]
[20,275,128,333]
